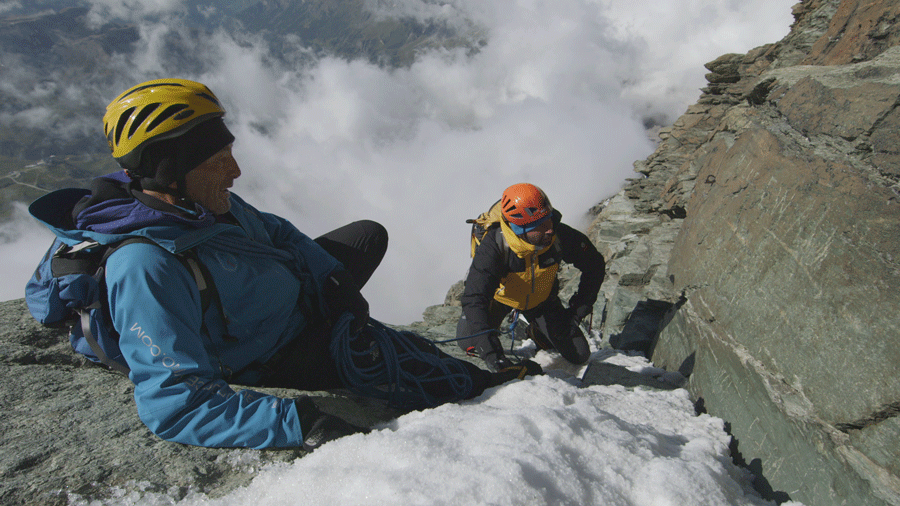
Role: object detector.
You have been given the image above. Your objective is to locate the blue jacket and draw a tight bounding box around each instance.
[29,172,341,448]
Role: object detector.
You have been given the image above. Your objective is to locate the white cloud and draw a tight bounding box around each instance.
[6,0,797,324]
[602,0,797,120]
[0,1,22,15]
[84,0,186,27]
[0,203,54,303]
[192,19,653,322]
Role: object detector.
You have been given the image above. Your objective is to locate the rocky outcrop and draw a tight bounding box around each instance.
[0,299,406,506]
[585,1,900,505]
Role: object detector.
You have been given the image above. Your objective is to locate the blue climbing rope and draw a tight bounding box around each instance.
[430,309,523,354]
[329,313,474,410]
[505,309,521,353]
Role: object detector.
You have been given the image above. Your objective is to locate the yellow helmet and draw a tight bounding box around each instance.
[103,78,227,171]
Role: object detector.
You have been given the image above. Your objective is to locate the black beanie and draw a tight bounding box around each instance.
[137,118,235,192]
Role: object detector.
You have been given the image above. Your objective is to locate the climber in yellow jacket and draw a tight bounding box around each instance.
[456,183,606,372]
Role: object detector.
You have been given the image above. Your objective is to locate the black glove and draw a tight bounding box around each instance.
[323,268,369,334]
[474,332,506,372]
[567,303,591,324]
[296,396,369,452]
[481,350,507,372]
[490,359,544,386]
[493,355,517,371]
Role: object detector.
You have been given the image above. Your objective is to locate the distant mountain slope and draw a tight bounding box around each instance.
[0,1,477,219]
[232,0,480,67]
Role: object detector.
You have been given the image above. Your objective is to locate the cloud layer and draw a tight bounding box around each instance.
[3,0,797,323]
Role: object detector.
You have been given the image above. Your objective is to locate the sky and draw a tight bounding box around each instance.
[2,0,798,326]
[68,331,806,506]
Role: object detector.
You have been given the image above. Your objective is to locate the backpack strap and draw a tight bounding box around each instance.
[173,250,214,318]
[495,227,510,265]
[53,238,136,374]
[177,248,237,342]
[78,307,129,375]
[96,237,217,316]
[77,237,224,373]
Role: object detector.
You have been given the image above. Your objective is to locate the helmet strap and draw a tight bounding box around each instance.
[139,175,192,204]
[175,172,190,200]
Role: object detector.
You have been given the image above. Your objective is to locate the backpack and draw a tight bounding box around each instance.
[25,237,214,375]
[466,199,506,257]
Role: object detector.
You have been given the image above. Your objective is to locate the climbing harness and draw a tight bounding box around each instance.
[431,309,523,353]
[330,313,474,410]
[435,307,595,357]
[504,309,523,354]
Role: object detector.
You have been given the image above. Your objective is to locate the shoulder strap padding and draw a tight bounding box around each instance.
[76,237,218,374]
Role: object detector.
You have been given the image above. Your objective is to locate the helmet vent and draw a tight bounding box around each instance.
[128,103,159,139]
[499,183,551,226]
[172,109,194,121]
[114,107,135,145]
[103,79,228,163]
[146,104,189,132]
[197,92,221,106]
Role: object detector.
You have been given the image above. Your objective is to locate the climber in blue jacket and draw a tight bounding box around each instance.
[30,79,523,450]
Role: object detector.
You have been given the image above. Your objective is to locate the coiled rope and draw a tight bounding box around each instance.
[329,313,474,410]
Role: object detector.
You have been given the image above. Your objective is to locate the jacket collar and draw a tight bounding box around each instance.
[29,172,224,252]
[499,219,556,258]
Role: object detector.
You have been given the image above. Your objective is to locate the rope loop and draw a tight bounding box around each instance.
[330,313,474,410]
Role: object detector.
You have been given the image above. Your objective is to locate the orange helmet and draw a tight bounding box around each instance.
[500,183,552,228]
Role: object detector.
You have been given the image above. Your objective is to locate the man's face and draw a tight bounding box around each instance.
[523,218,554,247]
[184,144,241,215]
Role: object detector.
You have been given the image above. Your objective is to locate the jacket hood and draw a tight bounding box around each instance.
[29,171,222,252]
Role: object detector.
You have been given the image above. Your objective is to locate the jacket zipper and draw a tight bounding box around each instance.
[525,255,537,309]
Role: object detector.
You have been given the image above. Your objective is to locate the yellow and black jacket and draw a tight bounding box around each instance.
[492,218,561,310]
[459,210,605,335]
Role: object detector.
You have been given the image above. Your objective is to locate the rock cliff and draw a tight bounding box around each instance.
[3,1,900,505]
[584,1,900,505]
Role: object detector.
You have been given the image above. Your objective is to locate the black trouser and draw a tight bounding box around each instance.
[261,318,495,398]
[259,220,494,398]
[258,220,386,390]
[314,219,389,287]
[457,294,591,365]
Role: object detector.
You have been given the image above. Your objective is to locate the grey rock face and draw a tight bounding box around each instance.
[584,1,900,505]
